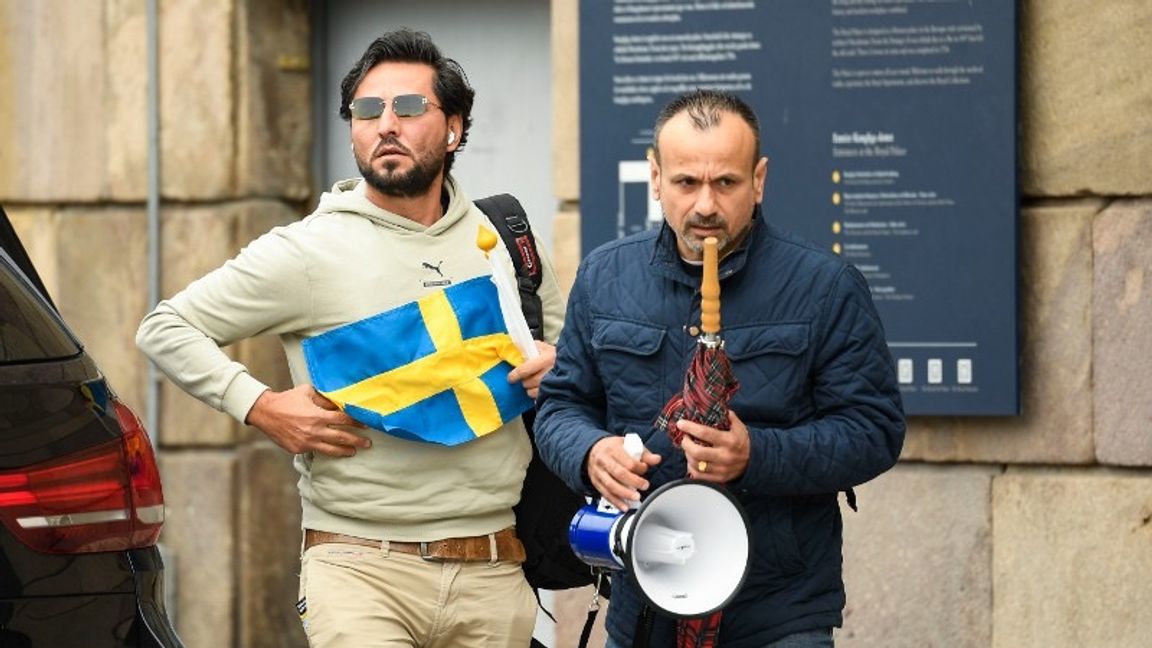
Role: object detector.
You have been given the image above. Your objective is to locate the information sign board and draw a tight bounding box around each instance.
[579,0,1018,415]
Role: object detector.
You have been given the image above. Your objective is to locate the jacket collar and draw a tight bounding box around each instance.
[649,204,765,286]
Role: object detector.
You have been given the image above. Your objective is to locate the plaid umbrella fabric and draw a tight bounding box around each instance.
[653,237,739,648]
[656,344,738,445]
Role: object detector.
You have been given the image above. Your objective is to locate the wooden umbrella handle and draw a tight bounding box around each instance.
[701,237,720,335]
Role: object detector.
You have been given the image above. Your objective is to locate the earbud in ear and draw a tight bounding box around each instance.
[447,132,456,144]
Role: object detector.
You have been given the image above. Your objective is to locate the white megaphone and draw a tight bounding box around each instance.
[567,434,752,618]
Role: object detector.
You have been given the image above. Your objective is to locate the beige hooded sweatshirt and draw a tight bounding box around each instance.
[137,177,564,542]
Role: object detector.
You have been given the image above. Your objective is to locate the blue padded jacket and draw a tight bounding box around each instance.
[535,215,905,647]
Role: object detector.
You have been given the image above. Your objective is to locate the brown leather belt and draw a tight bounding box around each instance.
[303,527,525,563]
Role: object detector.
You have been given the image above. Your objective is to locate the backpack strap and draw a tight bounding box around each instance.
[475,194,544,341]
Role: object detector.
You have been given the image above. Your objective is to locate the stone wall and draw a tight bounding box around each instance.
[2,0,1149,647]
[0,1,311,647]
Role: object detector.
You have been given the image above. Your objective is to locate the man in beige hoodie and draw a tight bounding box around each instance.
[137,29,563,648]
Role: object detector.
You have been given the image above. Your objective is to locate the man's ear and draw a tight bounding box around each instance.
[649,153,661,200]
[753,155,769,202]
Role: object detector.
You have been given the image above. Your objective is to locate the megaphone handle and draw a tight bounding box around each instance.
[596,433,643,511]
[623,433,644,460]
[618,433,645,509]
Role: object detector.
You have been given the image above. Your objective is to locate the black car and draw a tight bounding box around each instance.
[0,206,183,647]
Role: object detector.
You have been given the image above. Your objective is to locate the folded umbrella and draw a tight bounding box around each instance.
[653,237,738,648]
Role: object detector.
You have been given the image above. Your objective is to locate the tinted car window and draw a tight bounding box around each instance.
[0,257,79,362]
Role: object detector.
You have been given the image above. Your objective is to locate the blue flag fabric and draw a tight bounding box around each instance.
[302,276,533,445]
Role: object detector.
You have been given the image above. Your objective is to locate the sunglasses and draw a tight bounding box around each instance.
[348,94,440,119]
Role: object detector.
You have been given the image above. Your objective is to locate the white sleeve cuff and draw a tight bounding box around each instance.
[221,371,271,424]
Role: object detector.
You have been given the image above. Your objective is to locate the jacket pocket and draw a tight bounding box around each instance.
[723,323,809,360]
[723,323,811,411]
[591,318,666,421]
[591,318,665,354]
[748,498,806,582]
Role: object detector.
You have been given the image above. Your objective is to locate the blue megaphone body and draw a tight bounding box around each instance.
[566,435,752,618]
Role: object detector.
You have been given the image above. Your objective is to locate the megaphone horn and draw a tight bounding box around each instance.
[568,478,752,618]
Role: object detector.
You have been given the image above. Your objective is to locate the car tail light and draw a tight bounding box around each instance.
[0,398,166,553]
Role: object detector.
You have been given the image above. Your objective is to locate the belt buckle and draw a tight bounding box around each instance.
[418,541,441,562]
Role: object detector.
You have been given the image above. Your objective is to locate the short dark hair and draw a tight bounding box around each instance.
[339,29,474,176]
[652,89,761,168]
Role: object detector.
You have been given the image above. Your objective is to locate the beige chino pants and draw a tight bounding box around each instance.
[298,542,537,648]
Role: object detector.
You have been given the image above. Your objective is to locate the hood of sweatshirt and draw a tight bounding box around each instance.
[312,175,474,236]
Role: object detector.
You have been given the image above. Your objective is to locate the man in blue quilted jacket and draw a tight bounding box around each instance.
[534,89,906,647]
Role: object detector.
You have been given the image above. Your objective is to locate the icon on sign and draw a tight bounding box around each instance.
[957,359,972,384]
[898,358,913,384]
[927,359,943,384]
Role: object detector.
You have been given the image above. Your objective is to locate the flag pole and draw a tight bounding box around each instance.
[477,225,539,360]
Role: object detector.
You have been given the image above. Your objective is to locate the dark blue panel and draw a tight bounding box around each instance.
[580,1,1018,415]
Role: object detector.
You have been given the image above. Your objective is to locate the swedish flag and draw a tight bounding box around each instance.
[302,276,533,446]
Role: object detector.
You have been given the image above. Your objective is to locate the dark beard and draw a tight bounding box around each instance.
[357,147,445,198]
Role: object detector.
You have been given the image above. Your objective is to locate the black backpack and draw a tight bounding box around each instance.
[475,194,597,593]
